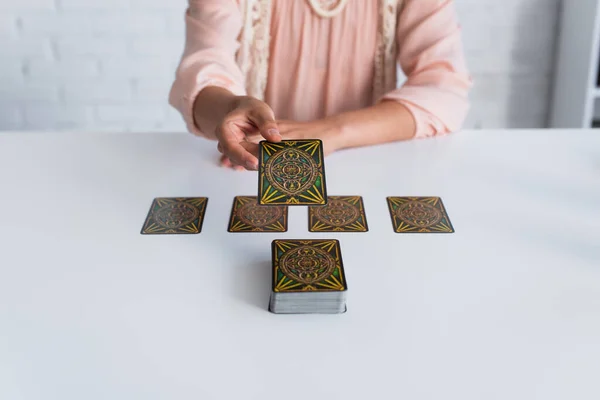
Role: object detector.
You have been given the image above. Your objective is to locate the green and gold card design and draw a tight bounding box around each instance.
[228,196,287,232]
[258,140,327,205]
[271,239,347,293]
[309,196,368,232]
[386,196,454,233]
[141,197,208,235]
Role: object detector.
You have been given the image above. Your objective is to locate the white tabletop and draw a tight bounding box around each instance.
[0,129,599,400]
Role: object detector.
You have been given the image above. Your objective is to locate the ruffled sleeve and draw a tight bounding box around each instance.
[169,0,246,136]
[381,0,472,138]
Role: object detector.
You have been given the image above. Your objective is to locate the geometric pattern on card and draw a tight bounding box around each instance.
[387,197,454,233]
[271,239,347,293]
[258,140,327,206]
[387,196,454,233]
[141,197,208,235]
[228,196,288,232]
[309,196,368,232]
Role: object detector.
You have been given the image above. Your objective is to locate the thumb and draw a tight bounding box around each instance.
[247,103,282,142]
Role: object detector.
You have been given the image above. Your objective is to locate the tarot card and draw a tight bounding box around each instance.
[228,196,288,232]
[140,197,208,235]
[308,196,368,232]
[271,239,347,293]
[258,140,327,206]
[386,196,454,233]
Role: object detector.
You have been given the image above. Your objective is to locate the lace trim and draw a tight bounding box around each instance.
[238,0,402,104]
[235,1,251,83]
[317,0,345,10]
[308,0,350,18]
[373,0,402,102]
[237,0,272,101]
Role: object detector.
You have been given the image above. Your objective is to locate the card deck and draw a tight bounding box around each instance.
[258,140,327,206]
[228,196,288,232]
[309,196,368,232]
[141,197,208,235]
[386,196,454,233]
[270,239,347,314]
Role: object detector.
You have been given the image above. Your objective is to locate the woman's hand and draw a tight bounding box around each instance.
[214,96,282,170]
[219,118,342,169]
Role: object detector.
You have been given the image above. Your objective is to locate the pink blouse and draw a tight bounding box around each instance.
[169,0,472,138]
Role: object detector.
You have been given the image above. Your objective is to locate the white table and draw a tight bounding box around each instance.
[0,129,599,400]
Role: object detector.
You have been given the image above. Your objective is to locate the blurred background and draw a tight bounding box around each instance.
[0,0,565,132]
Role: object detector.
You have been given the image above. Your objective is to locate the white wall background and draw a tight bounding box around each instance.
[0,0,561,132]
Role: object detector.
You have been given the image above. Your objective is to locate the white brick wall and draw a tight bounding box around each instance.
[457,0,561,128]
[0,0,561,132]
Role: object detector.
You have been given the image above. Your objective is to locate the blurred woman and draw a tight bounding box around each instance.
[170,0,471,170]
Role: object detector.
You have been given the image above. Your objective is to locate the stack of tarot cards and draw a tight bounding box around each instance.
[269,239,347,314]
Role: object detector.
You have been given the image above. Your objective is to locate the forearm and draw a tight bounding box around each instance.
[329,101,416,151]
[192,86,239,140]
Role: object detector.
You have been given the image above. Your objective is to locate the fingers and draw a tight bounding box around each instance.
[216,98,280,171]
[240,141,259,159]
[247,104,281,142]
[223,140,258,169]
[220,155,248,172]
[220,145,258,170]
[217,122,259,170]
[220,154,232,167]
